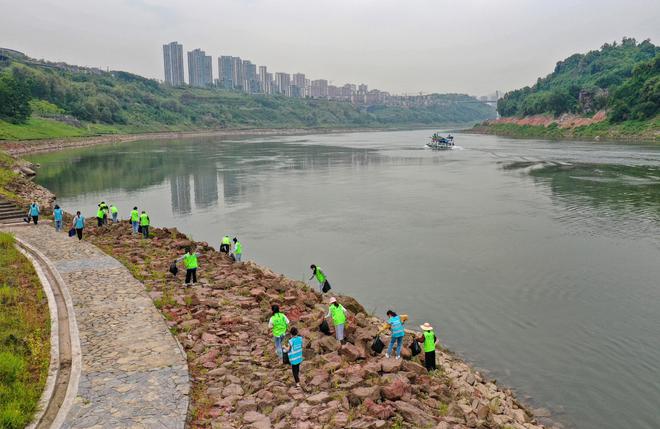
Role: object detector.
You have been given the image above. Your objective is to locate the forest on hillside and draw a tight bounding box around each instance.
[0,49,495,136]
[497,38,659,122]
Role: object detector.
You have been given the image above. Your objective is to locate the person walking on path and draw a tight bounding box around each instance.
[379,310,408,359]
[282,327,304,387]
[177,246,200,286]
[140,210,150,238]
[268,305,289,359]
[110,204,119,223]
[96,205,105,227]
[53,204,63,232]
[72,211,85,240]
[130,207,139,234]
[416,322,438,371]
[28,202,40,225]
[232,237,242,261]
[324,297,348,343]
[220,235,231,254]
[309,264,330,293]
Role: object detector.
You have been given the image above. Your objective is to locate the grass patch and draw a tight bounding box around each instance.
[0,232,50,428]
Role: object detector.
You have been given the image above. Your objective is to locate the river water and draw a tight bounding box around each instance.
[29,130,660,429]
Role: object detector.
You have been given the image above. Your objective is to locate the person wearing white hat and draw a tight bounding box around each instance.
[416,322,438,371]
[324,297,347,343]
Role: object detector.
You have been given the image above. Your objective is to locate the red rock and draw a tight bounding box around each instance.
[349,386,381,404]
[338,343,365,361]
[381,358,402,373]
[381,376,410,400]
[363,398,394,420]
[394,401,435,426]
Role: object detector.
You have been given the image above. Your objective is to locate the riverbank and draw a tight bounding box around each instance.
[470,115,659,142]
[82,220,551,429]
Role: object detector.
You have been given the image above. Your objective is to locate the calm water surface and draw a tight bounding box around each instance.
[30,130,660,429]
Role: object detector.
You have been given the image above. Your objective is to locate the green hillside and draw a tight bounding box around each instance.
[0,48,495,140]
[497,38,659,121]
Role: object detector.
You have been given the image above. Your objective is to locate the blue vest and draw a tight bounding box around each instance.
[288,336,303,365]
[75,216,85,229]
[54,208,63,221]
[30,204,39,216]
[389,316,405,338]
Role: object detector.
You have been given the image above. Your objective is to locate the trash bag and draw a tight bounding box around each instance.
[410,338,422,356]
[322,280,331,293]
[229,253,236,262]
[169,261,178,276]
[282,350,290,365]
[23,216,30,223]
[319,320,331,336]
[371,335,385,354]
[68,228,76,237]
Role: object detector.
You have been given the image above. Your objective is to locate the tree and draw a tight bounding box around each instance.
[0,72,31,123]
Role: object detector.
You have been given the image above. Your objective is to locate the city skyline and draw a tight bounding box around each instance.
[166,42,397,102]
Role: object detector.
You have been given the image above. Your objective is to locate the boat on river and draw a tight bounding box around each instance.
[426,133,454,150]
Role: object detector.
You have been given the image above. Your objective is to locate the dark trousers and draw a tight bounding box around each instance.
[424,350,436,371]
[97,217,103,227]
[76,228,83,240]
[185,268,197,284]
[291,364,300,383]
[32,215,38,225]
[220,244,229,253]
[142,225,149,238]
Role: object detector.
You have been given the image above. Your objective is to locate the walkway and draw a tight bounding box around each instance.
[5,224,189,429]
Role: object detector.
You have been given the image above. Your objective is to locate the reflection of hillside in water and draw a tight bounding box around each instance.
[31,138,383,216]
[504,161,660,237]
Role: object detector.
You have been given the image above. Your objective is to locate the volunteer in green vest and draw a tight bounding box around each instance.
[309,264,330,293]
[130,207,139,233]
[324,297,348,342]
[110,204,119,223]
[140,210,150,238]
[177,246,200,286]
[417,322,438,371]
[220,235,231,254]
[99,201,109,224]
[268,305,290,358]
[232,237,242,261]
[96,205,105,227]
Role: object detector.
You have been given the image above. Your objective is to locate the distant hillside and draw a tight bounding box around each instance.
[0,48,495,140]
[497,38,659,121]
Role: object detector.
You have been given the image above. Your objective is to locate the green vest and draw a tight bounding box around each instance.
[330,304,346,326]
[96,208,104,219]
[315,267,326,283]
[140,213,150,226]
[423,330,436,352]
[183,253,198,269]
[222,236,231,245]
[131,210,139,222]
[234,241,242,254]
[110,206,118,214]
[271,313,287,337]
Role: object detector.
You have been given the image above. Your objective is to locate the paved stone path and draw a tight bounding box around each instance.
[7,224,189,429]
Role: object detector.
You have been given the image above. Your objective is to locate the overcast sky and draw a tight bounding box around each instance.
[1,0,659,95]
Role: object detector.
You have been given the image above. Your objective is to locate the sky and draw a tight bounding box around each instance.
[1,0,659,96]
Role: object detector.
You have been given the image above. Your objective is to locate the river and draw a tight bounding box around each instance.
[28,130,660,429]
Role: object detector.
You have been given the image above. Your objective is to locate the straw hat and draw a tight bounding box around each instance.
[328,297,337,304]
[420,322,433,331]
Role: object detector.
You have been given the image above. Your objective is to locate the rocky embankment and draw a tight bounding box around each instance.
[80,221,552,429]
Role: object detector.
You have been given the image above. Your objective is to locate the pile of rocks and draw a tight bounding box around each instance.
[84,222,552,429]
